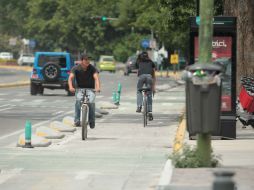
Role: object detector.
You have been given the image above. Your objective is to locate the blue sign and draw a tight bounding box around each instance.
[141,39,150,49]
[29,39,36,48]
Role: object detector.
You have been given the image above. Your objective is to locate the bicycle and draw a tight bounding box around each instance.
[80,88,95,140]
[139,87,151,127]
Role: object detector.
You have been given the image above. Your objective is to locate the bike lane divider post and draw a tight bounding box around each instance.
[115,83,122,105]
[23,120,33,148]
[18,120,52,148]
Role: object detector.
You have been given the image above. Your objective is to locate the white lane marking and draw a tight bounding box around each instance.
[0,107,12,112]
[0,168,24,185]
[10,99,24,102]
[0,93,7,96]
[158,160,173,186]
[75,171,99,180]
[0,110,74,141]
[32,99,46,103]
[0,104,11,108]
[52,111,64,116]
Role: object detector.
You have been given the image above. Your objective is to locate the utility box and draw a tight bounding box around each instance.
[189,16,237,139]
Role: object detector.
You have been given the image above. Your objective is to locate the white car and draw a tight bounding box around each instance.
[17,53,35,66]
[0,52,13,60]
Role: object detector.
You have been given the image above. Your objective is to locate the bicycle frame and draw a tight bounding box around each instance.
[80,89,90,140]
[139,87,150,127]
[142,90,148,127]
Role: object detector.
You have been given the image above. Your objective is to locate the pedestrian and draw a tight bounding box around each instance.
[136,51,156,121]
[68,53,101,128]
[157,53,163,76]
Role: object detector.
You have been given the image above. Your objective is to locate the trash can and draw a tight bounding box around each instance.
[185,63,222,136]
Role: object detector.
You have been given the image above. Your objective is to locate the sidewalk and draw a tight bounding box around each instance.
[163,85,254,190]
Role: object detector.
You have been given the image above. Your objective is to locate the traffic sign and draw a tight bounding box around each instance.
[170,54,179,64]
[29,40,36,48]
[141,39,150,49]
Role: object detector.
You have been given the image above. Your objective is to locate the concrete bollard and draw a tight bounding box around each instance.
[213,171,236,190]
[23,120,34,148]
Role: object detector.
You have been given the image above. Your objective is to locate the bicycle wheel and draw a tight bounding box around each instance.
[143,96,148,127]
[81,105,88,140]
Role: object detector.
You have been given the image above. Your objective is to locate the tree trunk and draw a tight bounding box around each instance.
[224,0,254,93]
[196,0,214,167]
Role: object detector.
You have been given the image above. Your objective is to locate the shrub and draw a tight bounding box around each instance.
[170,144,221,168]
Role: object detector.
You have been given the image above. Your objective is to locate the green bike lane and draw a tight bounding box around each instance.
[0,84,185,190]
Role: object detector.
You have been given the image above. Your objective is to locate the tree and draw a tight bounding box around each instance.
[224,0,254,92]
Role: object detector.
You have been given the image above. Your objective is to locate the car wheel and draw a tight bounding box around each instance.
[38,85,44,95]
[30,82,38,95]
[42,62,60,82]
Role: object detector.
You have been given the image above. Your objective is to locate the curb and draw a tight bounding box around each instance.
[0,65,31,88]
[0,81,30,88]
[157,110,186,189]
[0,65,32,72]
[157,160,174,190]
[173,110,186,153]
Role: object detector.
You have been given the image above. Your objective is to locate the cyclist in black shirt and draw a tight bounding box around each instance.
[136,51,156,121]
[68,53,101,128]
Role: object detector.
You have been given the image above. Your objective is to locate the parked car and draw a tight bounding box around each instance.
[17,53,35,66]
[30,52,75,96]
[124,55,138,76]
[97,55,116,72]
[0,52,13,60]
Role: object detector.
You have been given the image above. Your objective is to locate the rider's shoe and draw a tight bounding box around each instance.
[89,122,95,129]
[136,106,142,113]
[148,112,153,121]
[74,121,81,127]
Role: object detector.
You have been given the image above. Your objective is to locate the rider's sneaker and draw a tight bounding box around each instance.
[74,121,81,127]
[136,106,142,113]
[148,112,153,121]
[89,122,95,129]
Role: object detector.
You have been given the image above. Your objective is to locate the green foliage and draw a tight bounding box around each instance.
[0,0,224,61]
[0,34,22,58]
[170,144,221,168]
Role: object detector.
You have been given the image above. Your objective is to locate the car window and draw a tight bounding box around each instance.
[102,57,114,62]
[38,55,66,68]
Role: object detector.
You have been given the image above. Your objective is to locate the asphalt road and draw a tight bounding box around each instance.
[0,71,136,144]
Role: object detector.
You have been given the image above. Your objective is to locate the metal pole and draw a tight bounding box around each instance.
[197,0,200,16]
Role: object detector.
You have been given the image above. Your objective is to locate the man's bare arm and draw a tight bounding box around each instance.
[68,73,75,93]
[93,72,101,92]
[152,68,156,92]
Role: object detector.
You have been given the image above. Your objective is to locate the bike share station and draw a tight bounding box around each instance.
[187,16,237,139]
